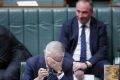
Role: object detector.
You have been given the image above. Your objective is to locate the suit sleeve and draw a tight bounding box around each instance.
[89,23,108,65]
[1,27,32,79]
[59,22,73,73]
[22,58,35,80]
[62,52,73,72]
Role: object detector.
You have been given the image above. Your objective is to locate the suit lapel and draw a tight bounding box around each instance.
[39,55,47,69]
[90,17,97,55]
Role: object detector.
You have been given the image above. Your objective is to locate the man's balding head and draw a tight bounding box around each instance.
[76,0,93,12]
[44,41,65,62]
[75,0,93,24]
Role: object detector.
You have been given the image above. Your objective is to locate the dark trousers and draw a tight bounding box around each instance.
[85,60,110,80]
[0,69,19,80]
[0,69,4,80]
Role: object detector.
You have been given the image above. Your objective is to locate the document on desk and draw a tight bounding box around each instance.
[104,65,119,80]
[17,1,38,6]
[83,74,94,80]
[73,74,94,80]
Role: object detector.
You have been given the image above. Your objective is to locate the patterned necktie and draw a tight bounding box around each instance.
[80,25,86,62]
[47,68,58,80]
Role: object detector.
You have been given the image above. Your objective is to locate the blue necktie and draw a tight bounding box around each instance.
[47,68,58,80]
[80,25,86,62]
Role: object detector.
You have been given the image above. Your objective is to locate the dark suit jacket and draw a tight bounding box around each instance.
[59,16,108,65]
[22,55,73,80]
[0,26,32,80]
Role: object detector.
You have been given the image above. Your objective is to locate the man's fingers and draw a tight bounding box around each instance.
[74,70,84,80]
[38,68,48,77]
[41,72,48,77]
[73,66,80,72]
[73,62,81,71]
[46,57,62,72]
[47,57,56,65]
[47,57,60,67]
[38,68,46,73]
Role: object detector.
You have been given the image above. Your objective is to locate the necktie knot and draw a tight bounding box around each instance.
[81,24,86,28]
[47,68,58,80]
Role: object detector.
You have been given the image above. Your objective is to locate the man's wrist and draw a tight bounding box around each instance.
[85,61,92,68]
[57,71,64,79]
[85,62,89,68]
[57,70,63,76]
[34,77,43,80]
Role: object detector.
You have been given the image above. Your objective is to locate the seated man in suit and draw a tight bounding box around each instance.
[22,41,74,80]
[0,26,32,80]
[59,0,110,80]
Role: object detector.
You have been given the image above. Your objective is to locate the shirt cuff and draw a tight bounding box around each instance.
[57,72,64,80]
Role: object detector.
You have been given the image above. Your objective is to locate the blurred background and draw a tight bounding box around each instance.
[0,0,110,7]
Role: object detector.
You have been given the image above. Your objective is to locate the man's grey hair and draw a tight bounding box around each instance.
[45,41,65,56]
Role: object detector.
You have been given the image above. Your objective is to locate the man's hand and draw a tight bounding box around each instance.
[73,62,87,72]
[74,70,84,80]
[34,68,48,80]
[46,57,62,73]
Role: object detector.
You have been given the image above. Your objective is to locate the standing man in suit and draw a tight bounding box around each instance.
[22,41,74,80]
[0,26,32,80]
[59,0,110,80]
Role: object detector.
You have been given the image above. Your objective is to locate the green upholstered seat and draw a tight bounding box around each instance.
[112,8,120,63]
[9,8,24,43]
[97,8,113,63]
[53,8,67,40]
[38,8,53,54]
[23,8,39,56]
[0,8,9,28]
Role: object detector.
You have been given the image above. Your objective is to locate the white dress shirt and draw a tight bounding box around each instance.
[73,19,92,61]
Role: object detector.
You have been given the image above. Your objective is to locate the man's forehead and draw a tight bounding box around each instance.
[46,54,63,62]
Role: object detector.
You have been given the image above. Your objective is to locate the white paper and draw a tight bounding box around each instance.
[114,57,120,64]
[73,74,94,80]
[17,1,38,6]
[83,74,94,80]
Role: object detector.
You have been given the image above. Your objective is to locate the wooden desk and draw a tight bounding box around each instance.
[104,65,119,80]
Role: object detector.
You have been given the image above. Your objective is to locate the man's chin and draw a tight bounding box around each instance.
[79,20,87,24]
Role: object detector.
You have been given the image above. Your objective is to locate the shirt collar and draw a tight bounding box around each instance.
[78,19,91,28]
